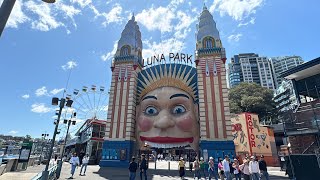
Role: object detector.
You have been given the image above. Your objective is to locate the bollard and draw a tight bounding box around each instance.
[168,161,170,170]
[155,159,156,170]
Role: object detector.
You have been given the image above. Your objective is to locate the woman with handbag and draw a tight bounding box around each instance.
[218,159,225,180]
[239,157,250,180]
[232,159,241,180]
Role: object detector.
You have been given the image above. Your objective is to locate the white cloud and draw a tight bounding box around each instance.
[50,88,64,95]
[31,103,51,113]
[238,17,256,27]
[2,0,29,28]
[25,1,63,31]
[9,130,18,134]
[136,6,175,33]
[56,2,81,28]
[35,86,48,97]
[228,33,243,43]
[210,0,264,21]
[101,40,118,61]
[90,3,124,26]
[22,94,30,99]
[62,61,77,70]
[142,38,184,59]
[71,0,92,8]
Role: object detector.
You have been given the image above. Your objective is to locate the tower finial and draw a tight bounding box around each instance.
[203,2,208,10]
[131,12,135,21]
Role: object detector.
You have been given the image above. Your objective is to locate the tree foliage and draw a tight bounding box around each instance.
[229,82,278,124]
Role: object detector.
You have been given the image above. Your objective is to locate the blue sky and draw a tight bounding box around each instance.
[0,0,319,140]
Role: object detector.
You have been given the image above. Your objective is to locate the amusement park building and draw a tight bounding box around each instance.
[100,6,235,167]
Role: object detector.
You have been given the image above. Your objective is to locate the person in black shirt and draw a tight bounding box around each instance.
[129,157,138,180]
[258,155,269,180]
[140,154,148,180]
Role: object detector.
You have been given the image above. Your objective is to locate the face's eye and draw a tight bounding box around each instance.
[144,106,158,116]
[172,105,186,115]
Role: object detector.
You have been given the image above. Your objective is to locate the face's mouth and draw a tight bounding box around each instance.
[140,136,193,143]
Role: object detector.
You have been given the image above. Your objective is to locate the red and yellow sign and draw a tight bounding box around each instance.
[231,113,276,157]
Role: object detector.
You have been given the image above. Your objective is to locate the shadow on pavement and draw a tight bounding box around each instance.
[93,167,289,180]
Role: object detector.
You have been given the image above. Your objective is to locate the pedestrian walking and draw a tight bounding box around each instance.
[139,154,148,180]
[199,157,207,179]
[178,157,185,179]
[218,158,225,180]
[239,157,250,180]
[129,156,138,180]
[232,159,241,180]
[222,155,232,180]
[68,152,80,179]
[259,155,269,180]
[80,154,89,176]
[193,156,200,179]
[249,156,259,180]
[208,157,218,180]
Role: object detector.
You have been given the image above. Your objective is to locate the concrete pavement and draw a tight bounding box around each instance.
[0,164,45,180]
[59,161,289,180]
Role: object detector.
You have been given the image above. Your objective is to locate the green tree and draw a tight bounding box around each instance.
[229,82,278,124]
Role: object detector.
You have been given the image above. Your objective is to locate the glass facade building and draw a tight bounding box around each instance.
[228,53,275,90]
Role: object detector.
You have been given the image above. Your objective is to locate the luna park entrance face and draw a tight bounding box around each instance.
[137,146,197,170]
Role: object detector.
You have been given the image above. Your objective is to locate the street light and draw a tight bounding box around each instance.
[42,97,73,180]
[55,112,76,178]
[62,112,77,156]
[0,0,55,37]
[40,133,49,164]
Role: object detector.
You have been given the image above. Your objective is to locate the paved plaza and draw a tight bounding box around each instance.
[58,161,289,180]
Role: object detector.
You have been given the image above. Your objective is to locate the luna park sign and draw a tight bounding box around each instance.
[142,53,193,68]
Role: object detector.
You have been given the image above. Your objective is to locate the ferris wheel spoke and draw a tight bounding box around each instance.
[73,96,90,114]
[86,92,94,111]
[78,94,92,111]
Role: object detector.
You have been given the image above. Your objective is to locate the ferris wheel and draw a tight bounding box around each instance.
[61,85,109,135]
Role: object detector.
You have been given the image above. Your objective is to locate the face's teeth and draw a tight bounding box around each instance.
[145,141,189,148]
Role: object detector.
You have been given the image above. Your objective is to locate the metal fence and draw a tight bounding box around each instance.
[289,154,320,180]
[31,164,57,180]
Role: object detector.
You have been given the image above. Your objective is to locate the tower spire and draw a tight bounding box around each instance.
[203,2,207,10]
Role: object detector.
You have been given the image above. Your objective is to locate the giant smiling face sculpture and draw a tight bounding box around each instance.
[136,86,200,151]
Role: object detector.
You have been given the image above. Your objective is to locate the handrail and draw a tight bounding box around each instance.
[302,141,316,154]
[31,164,57,180]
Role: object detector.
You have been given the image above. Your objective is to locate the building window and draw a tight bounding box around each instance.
[120,45,130,56]
[203,37,214,48]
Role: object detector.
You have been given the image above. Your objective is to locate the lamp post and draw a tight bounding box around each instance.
[40,133,49,164]
[42,97,73,180]
[55,112,76,178]
[62,113,77,157]
[282,112,295,180]
[0,0,55,37]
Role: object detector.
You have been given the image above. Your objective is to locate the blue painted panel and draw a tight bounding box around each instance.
[100,140,135,168]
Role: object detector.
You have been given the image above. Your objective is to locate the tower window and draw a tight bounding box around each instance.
[120,45,130,56]
[203,37,214,48]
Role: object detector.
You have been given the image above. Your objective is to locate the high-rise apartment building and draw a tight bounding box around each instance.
[228,53,275,90]
[270,56,304,89]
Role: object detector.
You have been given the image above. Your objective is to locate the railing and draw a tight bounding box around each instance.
[302,141,316,154]
[31,164,57,180]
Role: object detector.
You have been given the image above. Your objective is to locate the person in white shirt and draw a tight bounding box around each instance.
[80,154,89,176]
[222,155,232,180]
[69,152,80,179]
[249,156,259,180]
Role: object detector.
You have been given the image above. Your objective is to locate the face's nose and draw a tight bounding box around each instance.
[153,110,175,130]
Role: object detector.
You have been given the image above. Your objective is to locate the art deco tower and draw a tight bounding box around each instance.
[195,5,234,157]
[100,15,143,167]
